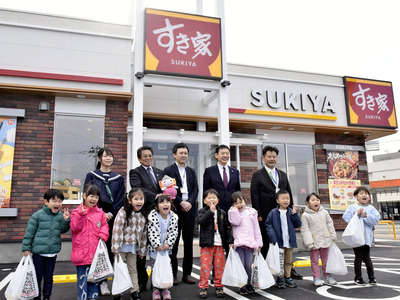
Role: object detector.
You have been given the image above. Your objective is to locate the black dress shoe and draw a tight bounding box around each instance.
[173,276,179,286]
[182,276,196,284]
[291,268,303,279]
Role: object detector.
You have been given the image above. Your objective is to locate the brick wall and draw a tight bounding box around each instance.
[0,93,55,242]
[0,94,129,243]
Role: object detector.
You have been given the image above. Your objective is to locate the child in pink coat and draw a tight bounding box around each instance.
[70,184,109,300]
[228,192,263,295]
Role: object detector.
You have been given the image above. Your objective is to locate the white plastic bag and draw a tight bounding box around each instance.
[112,255,133,295]
[221,248,248,287]
[266,243,283,276]
[88,239,114,283]
[5,255,39,300]
[326,243,348,275]
[342,213,365,247]
[152,251,173,289]
[251,252,275,289]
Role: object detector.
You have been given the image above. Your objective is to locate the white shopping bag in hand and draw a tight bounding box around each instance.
[251,252,275,289]
[112,255,133,295]
[266,243,283,276]
[221,248,248,287]
[342,213,365,247]
[152,251,173,289]
[326,243,348,275]
[88,239,114,283]
[5,255,39,300]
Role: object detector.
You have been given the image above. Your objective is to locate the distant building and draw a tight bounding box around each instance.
[369,151,400,220]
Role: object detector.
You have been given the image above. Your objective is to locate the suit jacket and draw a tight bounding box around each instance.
[250,167,293,220]
[203,164,241,212]
[129,165,164,213]
[164,163,199,218]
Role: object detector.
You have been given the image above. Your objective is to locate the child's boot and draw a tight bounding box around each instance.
[313,277,324,287]
[198,288,208,299]
[131,290,141,300]
[162,289,172,300]
[324,275,337,286]
[152,289,161,300]
[215,286,224,298]
[284,277,297,288]
[276,277,285,289]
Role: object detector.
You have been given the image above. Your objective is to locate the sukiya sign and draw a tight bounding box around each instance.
[250,89,336,114]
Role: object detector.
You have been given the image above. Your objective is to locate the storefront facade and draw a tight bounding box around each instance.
[0,8,397,262]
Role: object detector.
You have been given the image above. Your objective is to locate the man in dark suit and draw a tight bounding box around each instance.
[250,145,302,279]
[203,144,241,212]
[130,145,164,214]
[164,143,198,286]
[129,145,164,292]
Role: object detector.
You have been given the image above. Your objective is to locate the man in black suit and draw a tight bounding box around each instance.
[203,144,241,212]
[129,145,165,292]
[130,145,164,214]
[250,145,302,279]
[164,143,198,286]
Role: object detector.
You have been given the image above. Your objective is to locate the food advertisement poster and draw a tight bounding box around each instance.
[328,179,360,209]
[0,118,17,208]
[144,8,222,80]
[327,150,359,180]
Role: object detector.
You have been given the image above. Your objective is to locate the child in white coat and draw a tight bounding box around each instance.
[301,193,337,287]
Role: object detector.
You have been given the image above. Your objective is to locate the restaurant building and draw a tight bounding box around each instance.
[0,5,397,262]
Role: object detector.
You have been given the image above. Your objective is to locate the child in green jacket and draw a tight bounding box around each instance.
[22,189,70,300]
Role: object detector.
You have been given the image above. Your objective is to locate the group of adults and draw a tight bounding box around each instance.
[84,143,302,296]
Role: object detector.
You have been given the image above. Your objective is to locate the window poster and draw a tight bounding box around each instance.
[328,179,360,210]
[327,150,359,180]
[0,118,17,208]
[326,150,361,209]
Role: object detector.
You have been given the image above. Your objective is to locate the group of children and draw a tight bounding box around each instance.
[21,184,380,300]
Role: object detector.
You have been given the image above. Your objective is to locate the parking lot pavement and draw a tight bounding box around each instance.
[1,231,399,300]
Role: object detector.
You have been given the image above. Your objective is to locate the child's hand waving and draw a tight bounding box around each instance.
[292,206,297,214]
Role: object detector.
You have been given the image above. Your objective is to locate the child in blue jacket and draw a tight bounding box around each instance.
[266,190,301,289]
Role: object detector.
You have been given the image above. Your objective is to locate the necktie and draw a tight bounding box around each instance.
[223,167,228,188]
[147,167,157,188]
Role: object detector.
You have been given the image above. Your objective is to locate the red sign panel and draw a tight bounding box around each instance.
[344,77,397,128]
[144,8,222,80]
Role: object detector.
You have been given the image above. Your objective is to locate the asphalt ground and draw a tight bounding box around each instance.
[1,223,399,300]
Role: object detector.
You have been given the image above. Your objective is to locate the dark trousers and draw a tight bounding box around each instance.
[259,219,270,258]
[170,211,195,277]
[137,255,148,291]
[32,254,57,299]
[353,245,375,280]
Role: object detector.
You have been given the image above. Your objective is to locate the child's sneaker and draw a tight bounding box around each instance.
[100,281,111,296]
[215,286,224,298]
[284,277,297,288]
[162,289,172,300]
[198,288,208,299]
[246,284,256,293]
[369,278,377,285]
[239,285,248,295]
[152,289,161,300]
[313,277,324,287]
[276,277,285,289]
[324,275,337,286]
[354,277,366,285]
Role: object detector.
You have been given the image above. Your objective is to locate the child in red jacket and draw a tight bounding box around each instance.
[70,184,109,300]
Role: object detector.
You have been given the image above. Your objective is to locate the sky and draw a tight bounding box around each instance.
[1,0,399,160]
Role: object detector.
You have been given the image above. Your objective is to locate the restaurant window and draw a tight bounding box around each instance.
[263,143,316,205]
[51,100,105,203]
